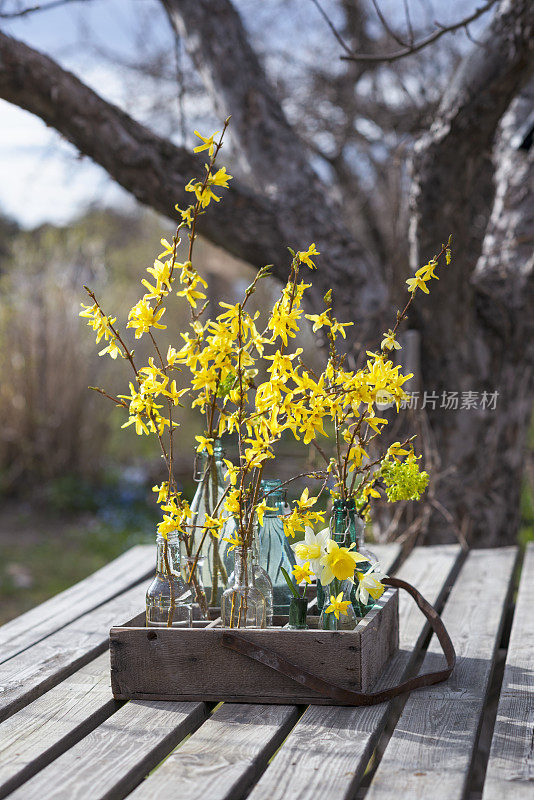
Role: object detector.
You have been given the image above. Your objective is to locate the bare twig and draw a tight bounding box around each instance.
[339,0,498,63]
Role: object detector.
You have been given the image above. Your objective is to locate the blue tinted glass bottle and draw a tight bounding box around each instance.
[257,479,296,615]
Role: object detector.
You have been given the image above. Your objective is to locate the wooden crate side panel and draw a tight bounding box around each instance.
[360,589,399,691]
[110,590,398,704]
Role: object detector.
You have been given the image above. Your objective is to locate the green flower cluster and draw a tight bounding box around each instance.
[379,453,429,502]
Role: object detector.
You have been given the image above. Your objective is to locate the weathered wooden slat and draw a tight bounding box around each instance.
[0,652,116,799]
[0,583,145,723]
[365,547,518,800]
[116,543,402,800]
[247,544,462,800]
[5,699,208,800]
[128,702,300,800]
[0,545,153,665]
[482,543,534,800]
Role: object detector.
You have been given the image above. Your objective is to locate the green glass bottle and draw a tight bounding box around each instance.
[345,497,379,617]
[257,479,296,615]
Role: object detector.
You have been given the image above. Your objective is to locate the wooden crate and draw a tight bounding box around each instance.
[110,588,398,705]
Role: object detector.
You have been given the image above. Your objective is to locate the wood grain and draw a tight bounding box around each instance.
[0,652,116,799]
[0,583,145,723]
[365,547,518,800]
[110,589,398,703]
[5,699,208,800]
[482,543,534,800]
[247,544,463,800]
[128,702,300,800]
[0,545,153,665]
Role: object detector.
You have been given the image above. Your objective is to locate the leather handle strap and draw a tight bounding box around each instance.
[221,577,455,706]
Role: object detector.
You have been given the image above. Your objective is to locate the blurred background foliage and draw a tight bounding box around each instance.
[0,206,324,622]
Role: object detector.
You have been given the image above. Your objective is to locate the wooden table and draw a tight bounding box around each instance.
[0,542,532,800]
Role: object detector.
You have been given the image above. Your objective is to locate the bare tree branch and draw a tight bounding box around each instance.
[162,0,387,339]
[339,0,499,63]
[0,29,291,272]
[0,0,91,19]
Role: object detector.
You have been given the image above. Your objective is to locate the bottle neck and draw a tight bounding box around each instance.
[233,547,255,588]
[261,480,287,517]
[156,534,181,576]
[332,498,363,546]
[195,441,225,479]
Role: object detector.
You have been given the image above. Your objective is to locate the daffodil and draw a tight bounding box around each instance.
[292,562,314,585]
[319,539,368,585]
[324,592,351,620]
[291,526,329,575]
[354,564,387,605]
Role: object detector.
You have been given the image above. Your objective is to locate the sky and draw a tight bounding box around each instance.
[0,0,490,229]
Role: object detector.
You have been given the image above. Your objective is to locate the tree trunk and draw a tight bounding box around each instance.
[409,0,534,546]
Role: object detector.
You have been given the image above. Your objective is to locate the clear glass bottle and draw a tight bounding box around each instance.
[257,479,296,615]
[182,554,207,621]
[226,520,273,625]
[252,522,274,625]
[146,532,193,628]
[188,440,233,607]
[222,546,266,628]
[345,497,379,617]
[319,576,358,631]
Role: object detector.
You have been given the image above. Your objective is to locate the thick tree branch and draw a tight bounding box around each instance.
[0,30,288,271]
[408,0,534,546]
[410,0,534,340]
[162,0,387,343]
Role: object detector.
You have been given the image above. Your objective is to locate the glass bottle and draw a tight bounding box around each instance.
[345,497,379,617]
[182,554,206,621]
[222,546,266,628]
[319,576,357,631]
[252,522,274,625]
[146,531,193,628]
[317,498,348,614]
[257,479,296,615]
[188,440,232,607]
[288,597,308,630]
[224,522,273,625]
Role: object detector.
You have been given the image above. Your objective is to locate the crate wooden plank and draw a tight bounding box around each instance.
[0,545,153,665]
[247,544,462,800]
[0,584,145,723]
[0,652,117,799]
[110,588,398,704]
[365,547,518,800]
[5,699,208,800]
[128,702,300,800]
[482,543,534,800]
[121,546,401,800]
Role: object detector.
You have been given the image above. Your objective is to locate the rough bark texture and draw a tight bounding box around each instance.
[409,0,534,545]
[162,0,387,340]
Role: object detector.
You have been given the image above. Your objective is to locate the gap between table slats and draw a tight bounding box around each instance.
[481,543,534,800]
[122,544,458,800]
[243,543,463,800]
[5,700,208,800]
[113,546,402,800]
[0,651,117,799]
[0,582,146,723]
[0,545,154,665]
[364,546,518,800]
